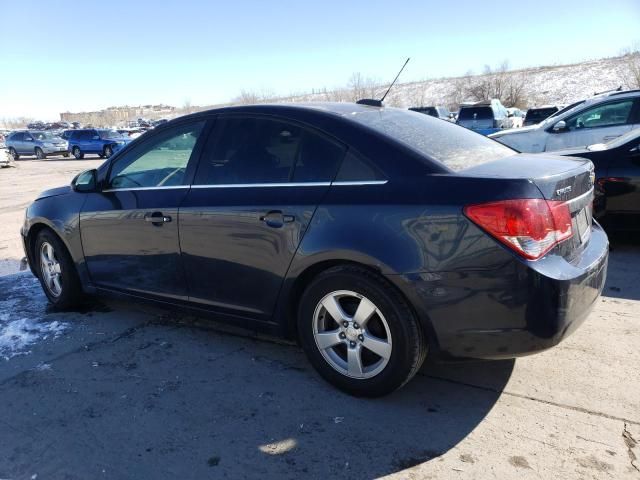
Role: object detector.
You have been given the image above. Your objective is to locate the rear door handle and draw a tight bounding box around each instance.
[144,212,172,225]
[260,210,295,228]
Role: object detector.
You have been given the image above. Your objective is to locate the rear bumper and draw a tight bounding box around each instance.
[389,223,609,360]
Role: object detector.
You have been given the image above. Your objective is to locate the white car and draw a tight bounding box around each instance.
[489,90,640,152]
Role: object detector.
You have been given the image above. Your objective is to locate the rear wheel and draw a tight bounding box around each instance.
[35,147,45,159]
[298,265,427,397]
[72,146,84,159]
[62,152,69,158]
[34,229,84,309]
[8,147,19,160]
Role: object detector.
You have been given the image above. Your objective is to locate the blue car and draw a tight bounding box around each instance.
[5,131,69,159]
[67,129,131,159]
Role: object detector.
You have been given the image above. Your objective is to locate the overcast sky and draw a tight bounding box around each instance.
[0,0,638,120]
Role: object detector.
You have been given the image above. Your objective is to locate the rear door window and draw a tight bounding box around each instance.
[195,116,345,185]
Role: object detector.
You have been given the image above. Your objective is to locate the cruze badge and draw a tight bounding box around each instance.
[556,186,572,196]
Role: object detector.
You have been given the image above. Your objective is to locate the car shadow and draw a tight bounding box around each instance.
[604,231,640,301]
[0,273,514,478]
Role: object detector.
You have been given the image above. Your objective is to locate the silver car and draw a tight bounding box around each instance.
[490,90,640,152]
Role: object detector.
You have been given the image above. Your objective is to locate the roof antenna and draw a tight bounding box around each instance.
[356,57,411,107]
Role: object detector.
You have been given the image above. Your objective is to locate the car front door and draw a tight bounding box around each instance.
[22,132,35,155]
[80,120,208,299]
[545,99,637,151]
[179,114,346,322]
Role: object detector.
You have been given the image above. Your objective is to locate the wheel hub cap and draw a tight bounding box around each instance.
[312,290,392,379]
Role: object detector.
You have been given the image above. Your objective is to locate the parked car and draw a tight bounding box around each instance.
[0,133,12,167]
[556,128,640,232]
[456,99,512,135]
[20,103,607,397]
[27,122,45,130]
[67,129,132,159]
[523,105,562,126]
[490,90,640,152]
[6,130,69,159]
[409,106,453,121]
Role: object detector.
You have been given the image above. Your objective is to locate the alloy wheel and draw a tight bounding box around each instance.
[39,241,63,297]
[313,290,392,379]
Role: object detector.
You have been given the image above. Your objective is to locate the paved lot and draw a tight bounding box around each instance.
[0,158,639,479]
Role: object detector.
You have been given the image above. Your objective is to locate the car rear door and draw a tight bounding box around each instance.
[10,132,24,153]
[545,98,636,151]
[79,119,208,299]
[179,114,346,322]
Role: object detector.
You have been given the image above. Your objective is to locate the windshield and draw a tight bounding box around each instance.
[31,131,58,141]
[98,129,122,139]
[458,107,493,120]
[347,108,515,172]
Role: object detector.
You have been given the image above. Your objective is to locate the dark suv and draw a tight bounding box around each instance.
[67,129,131,159]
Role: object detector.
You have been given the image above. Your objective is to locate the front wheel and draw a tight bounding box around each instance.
[103,145,113,158]
[35,147,46,159]
[72,146,84,159]
[34,229,84,309]
[298,265,427,397]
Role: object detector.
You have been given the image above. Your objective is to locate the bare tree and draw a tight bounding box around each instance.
[347,72,378,102]
[453,61,528,108]
[621,44,640,89]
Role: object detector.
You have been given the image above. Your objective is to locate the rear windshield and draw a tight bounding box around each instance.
[458,107,493,120]
[525,108,558,123]
[347,108,515,172]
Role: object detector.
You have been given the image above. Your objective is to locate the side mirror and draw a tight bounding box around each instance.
[92,135,100,140]
[25,137,33,142]
[553,120,567,132]
[72,169,97,193]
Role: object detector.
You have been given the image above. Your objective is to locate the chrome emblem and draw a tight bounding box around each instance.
[556,186,572,196]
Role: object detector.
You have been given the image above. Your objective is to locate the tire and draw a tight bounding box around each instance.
[62,152,69,158]
[34,229,84,309]
[8,147,19,160]
[35,147,46,159]
[72,146,84,159]
[297,265,427,397]
[103,145,113,158]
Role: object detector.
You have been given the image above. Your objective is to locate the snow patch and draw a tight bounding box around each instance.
[0,311,68,360]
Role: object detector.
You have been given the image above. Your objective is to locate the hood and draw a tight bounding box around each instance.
[489,124,539,138]
[36,185,71,200]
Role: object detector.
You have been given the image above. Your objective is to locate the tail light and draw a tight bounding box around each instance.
[464,199,573,260]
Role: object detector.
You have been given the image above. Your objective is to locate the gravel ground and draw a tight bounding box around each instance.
[0,158,638,479]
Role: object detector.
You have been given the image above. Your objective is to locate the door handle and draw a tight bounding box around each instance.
[259,210,295,228]
[603,135,620,141]
[144,212,172,225]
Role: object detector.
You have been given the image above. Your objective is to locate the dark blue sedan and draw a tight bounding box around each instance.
[20,103,608,396]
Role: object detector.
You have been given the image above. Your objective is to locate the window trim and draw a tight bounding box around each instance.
[100,179,388,192]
